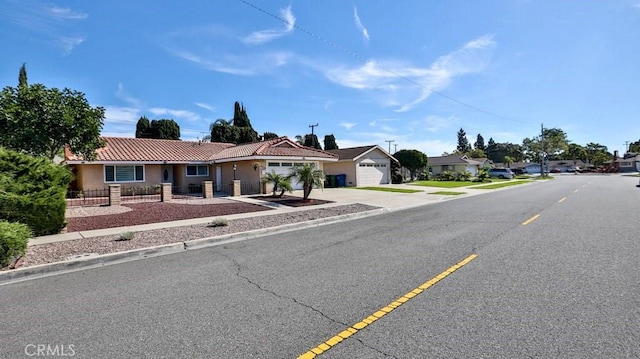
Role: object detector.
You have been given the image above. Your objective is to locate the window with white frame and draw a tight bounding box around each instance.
[186,165,209,176]
[104,165,144,183]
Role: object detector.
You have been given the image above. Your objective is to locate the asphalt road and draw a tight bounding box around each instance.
[1,175,639,358]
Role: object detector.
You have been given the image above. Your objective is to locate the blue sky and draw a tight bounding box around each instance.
[2,0,640,156]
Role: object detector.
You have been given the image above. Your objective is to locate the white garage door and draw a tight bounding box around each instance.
[265,162,314,190]
[357,162,388,186]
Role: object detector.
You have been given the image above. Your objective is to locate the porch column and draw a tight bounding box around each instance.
[160,183,172,202]
[202,180,214,198]
[232,180,241,196]
[108,184,121,206]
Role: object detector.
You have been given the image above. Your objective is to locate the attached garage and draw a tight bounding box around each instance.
[265,161,317,190]
[325,145,396,187]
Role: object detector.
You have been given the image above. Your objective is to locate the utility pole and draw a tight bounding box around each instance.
[393,144,398,154]
[385,139,395,154]
[624,141,630,153]
[309,123,318,148]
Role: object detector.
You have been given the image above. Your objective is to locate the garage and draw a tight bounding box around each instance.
[265,161,315,190]
[357,161,389,186]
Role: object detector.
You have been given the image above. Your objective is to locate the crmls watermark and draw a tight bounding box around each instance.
[24,344,76,357]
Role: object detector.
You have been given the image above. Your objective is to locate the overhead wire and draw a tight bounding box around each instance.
[238,0,528,124]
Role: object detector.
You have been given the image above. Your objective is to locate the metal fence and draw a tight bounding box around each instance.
[66,188,109,207]
[241,182,262,195]
[172,184,204,200]
[120,185,162,203]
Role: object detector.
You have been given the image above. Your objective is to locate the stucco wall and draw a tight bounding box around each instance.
[323,161,356,186]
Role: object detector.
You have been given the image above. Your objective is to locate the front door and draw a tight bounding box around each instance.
[161,165,174,184]
[216,166,222,191]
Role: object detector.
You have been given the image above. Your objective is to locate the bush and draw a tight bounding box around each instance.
[0,220,32,267]
[116,231,135,241]
[208,218,229,227]
[475,168,490,182]
[0,148,72,236]
[437,170,456,181]
[456,170,472,181]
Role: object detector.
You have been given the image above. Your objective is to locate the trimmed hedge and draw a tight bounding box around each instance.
[0,220,32,267]
[0,148,72,236]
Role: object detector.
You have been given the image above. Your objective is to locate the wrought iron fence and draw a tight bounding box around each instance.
[241,182,262,195]
[120,185,162,203]
[66,188,109,207]
[172,184,204,200]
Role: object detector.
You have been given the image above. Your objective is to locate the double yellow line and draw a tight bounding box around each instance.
[298,254,478,358]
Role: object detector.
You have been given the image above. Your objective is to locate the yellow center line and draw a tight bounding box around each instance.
[558,197,566,203]
[297,254,478,359]
[522,214,540,226]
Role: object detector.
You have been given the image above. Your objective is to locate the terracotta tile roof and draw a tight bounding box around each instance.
[211,137,338,161]
[65,137,234,163]
[65,136,337,163]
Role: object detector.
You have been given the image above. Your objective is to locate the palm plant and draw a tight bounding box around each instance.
[261,171,293,198]
[289,163,324,200]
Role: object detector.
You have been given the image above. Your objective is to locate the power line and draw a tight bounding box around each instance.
[238,0,526,124]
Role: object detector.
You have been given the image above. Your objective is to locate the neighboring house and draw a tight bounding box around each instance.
[547,160,586,172]
[428,154,485,176]
[324,145,397,186]
[510,162,544,174]
[609,152,640,172]
[64,136,338,193]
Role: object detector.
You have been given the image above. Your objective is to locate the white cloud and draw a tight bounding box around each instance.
[49,6,88,20]
[353,6,370,43]
[171,49,293,76]
[195,102,215,112]
[369,118,397,133]
[104,106,141,124]
[60,36,85,55]
[116,83,144,108]
[242,6,296,45]
[323,34,496,112]
[339,122,356,130]
[149,107,201,122]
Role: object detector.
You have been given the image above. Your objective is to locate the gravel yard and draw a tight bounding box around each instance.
[18,203,380,268]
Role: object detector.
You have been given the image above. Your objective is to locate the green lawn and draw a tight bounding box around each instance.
[472,180,530,189]
[410,180,476,188]
[428,191,465,195]
[354,187,423,193]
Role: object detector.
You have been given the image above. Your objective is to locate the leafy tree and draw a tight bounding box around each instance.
[289,163,324,200]
[262,132,279,141]
[135,116,151,138]
[486,138,498,162]
[456,128,471,153]
[474,134,486,152]
[209,102,259,144]
[295,134,322,149]
[565,143,587,167]
[323,134,338,150]
[390,159,403,184]
[503,156,515,168]
[0,73,105,161]
[151,119,180,140]
[261,171,293,197]
[591,151,611,166]
[522,127,569,162]
[467,148,487,158]
[394,149,428,181]
[585,142,609,165]
[628,140,640,153]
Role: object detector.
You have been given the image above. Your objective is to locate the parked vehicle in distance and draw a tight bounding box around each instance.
[488,168,514,179]
[511,168,525,175]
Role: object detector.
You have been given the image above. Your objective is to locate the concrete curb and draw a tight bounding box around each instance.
[0,208,388,286]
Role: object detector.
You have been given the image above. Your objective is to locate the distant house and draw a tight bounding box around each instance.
[610,152,640,172]
[64,136,338,193]
[428,154,486,176]
[324,145,397,186]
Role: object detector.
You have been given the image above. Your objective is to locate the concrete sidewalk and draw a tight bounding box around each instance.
[30,184,487,246]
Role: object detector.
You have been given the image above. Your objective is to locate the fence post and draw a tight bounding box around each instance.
[108,184,121,206]
[232,180,241,196]
[161,183,172,202]
[202,180,214,198]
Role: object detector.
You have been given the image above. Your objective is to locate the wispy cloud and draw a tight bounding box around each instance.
[116,83,144,108]
[353,6,370,43]
[369,118,397,133]
[339,122,356,130]
[633,1,640,9]
[0,1,88,54]
[149,107,201,123]
[170,49,293,76]
[242,6,296,45]
[415,114,457,133]
[323,34,496,112]
[195,102,215,112]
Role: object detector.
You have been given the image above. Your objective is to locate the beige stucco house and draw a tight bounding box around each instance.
[65,137,338,194]
[324,145,397,186]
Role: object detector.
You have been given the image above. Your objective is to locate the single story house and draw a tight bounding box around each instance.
[428,154,487,176]
[324,145,398,186]
[608,152,640,172]
[64,136,338,193]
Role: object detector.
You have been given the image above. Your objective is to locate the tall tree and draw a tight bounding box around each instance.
[210,102,259,144]
[0,67,105,161]
[323,134,338,150]
[486,138,499,162]
[474,134,486,152]
[584,142,609,164]
[297,134,322,149]
[135,116,151,138]
[151,119,180,140]
[394,149,428,181]
[210,119,237,143]
[456,128,471,154]
[629,140,640,153]
[18,63,28,88]
[262,132,279,141]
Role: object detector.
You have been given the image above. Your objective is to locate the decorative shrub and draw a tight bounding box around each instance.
[0,220,32,267]
[437,170,456,181]
[456,170,472,181]
[0,148,72,236]
[116,231,135,241]
[476,168,490,182]
[208,218,229,227]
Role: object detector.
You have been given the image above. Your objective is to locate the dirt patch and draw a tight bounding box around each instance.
[65,202,271,232]
[251,195,334,207]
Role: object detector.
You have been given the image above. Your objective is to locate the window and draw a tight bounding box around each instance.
[268,162,280,167]
[104,165,144,183]
[281,162,293,167]
[186,165,209,177]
